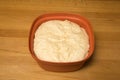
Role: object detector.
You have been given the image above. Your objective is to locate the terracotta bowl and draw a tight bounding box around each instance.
[29,13,94,72]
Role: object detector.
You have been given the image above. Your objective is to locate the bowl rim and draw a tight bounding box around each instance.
[29,13,95,64]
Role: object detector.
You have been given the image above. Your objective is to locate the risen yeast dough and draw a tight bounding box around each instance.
[34,20,89,62]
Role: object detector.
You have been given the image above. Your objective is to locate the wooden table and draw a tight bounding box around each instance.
[0,0,120,80]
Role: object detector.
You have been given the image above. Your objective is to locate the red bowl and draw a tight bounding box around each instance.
[29,13,94,72]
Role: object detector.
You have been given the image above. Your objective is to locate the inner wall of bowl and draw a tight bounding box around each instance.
[30,14,94,62]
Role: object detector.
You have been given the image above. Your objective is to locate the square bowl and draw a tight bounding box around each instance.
[29,13,94,72]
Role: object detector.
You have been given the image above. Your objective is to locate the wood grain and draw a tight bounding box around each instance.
[0,0,120,80]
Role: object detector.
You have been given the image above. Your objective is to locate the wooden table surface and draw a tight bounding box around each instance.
[0,0,120,80]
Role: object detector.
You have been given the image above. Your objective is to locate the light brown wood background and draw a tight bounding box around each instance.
[0,0,120,80]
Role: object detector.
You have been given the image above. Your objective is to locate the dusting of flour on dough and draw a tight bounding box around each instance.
[34,20,89,62]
